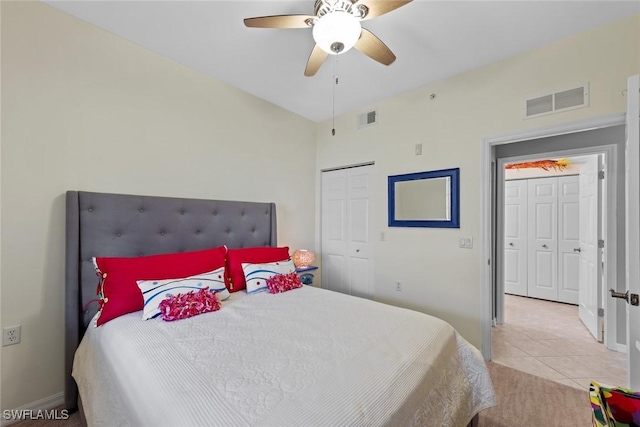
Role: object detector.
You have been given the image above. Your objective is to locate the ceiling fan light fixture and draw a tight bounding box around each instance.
[312,11,361,55]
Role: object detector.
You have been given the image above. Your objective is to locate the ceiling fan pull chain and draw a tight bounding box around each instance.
[332,56,338,136]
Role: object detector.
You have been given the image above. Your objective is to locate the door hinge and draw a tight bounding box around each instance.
[598,239,605,248]
[597,308,604,317]
[598,170,605,179]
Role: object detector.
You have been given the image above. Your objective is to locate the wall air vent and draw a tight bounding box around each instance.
[524,83,589,119]
[358,109,377,129]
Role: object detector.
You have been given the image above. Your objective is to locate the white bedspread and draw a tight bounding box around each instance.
[73,286,495,426]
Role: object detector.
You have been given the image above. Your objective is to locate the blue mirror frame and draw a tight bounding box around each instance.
[388,167,460,228]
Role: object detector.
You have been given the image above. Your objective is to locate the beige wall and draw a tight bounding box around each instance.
[0,2,316,411]
[315,14,639,349]
[2,0,639,413]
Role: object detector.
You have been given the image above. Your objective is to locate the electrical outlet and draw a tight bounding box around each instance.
[396,281,402,292]
[3,325,21,346]
[380,231,386,241]
[415,143,423,155]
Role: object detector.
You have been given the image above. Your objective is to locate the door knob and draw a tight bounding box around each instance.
[356,249,360,253]
[573,247,582,253]
[542,244,548,249]
[508,242,514,247]
[609,289,629,303]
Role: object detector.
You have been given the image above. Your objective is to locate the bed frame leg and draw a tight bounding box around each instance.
[467,413,479,427]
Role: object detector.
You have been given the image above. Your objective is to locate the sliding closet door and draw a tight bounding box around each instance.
[321,165,374,298]
[527,177,558,301]
[504,180,528,296]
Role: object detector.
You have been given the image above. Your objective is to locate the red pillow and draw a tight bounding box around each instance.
[158,287,221,322]
[94,246,227,326]
[225,246,289,292]
[266,272,303,294]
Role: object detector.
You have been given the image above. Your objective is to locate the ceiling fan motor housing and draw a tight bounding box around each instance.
[314,0,368,19]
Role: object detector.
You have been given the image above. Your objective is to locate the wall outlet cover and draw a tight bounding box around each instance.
[3,325,21,346]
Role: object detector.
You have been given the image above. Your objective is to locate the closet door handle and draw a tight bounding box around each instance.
[508,242,514,247]
[573,247,582,253]
[542,244,548,249]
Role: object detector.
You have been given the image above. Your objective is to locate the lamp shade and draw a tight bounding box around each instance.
[312,11,361,55]
[292,249,315,268]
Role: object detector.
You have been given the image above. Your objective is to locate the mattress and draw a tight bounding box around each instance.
[73,286,496,426]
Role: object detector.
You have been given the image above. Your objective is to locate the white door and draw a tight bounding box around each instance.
[578,156,602,341]
[625,74,639,389]
[321,169,348,294]
[321,165,374,298]
[557,175,580,304]
[504,180,528,296]
[527,177,558,301]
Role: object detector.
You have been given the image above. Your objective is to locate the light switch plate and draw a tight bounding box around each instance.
[459,237,473,249]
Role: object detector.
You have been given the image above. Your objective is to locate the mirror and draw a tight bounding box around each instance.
[388,168,460,228]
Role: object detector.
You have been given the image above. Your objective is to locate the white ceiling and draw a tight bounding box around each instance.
[44,1,639,122]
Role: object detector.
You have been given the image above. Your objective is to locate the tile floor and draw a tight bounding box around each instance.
[492,294,627,390]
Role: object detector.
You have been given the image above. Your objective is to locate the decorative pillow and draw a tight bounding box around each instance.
[93,246,227,326]
[137,267,228,320]
[225,246,289,292]
[591,381,608,427]
[241,259,295,295]
[157,287,221,322]
[597,382,640,426]
[266,272,303,294]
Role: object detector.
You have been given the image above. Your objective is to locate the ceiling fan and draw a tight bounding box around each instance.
[244,0,412,77]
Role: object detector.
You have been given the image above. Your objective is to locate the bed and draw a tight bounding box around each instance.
[65,191,496,426]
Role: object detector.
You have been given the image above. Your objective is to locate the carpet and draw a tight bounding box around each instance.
[479,362,592,427]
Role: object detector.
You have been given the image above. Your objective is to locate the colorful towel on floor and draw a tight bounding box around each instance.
[590,381,640,427]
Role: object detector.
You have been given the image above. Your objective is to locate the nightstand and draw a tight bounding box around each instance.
[295,266,318,285]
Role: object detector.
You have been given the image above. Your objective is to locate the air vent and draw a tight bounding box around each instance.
[524,83,589,119]
[358,109,377,128]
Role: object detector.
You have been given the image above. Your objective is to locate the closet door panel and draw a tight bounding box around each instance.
[527,177,558,301]
[504,180,528,296]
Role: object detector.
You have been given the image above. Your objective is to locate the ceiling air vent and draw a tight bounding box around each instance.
[524,83,589,119]
[358,109,377,129]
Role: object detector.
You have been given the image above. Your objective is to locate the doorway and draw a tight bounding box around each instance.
[483,118,626,386]
[500,153,605,340]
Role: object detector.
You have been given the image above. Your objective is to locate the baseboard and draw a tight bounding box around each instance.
[1,392,64,426]
[614,343,627,354]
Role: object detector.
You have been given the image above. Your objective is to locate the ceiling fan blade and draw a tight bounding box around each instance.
[354,29,396,66]
[243,15,315,29]
[357,0,412,21]
[305,45,329,77]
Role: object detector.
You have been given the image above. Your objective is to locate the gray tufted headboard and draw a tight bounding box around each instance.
[65,191,277,410]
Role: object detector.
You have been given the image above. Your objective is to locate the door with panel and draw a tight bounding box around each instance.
[321,169,348,294]
[504,180,528,296]
[578,155,602,341]
[557,175,580,304]
[527,177,558,301]
[346,167,374,298]
[625,74,639,389]
[321,165,374,298]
